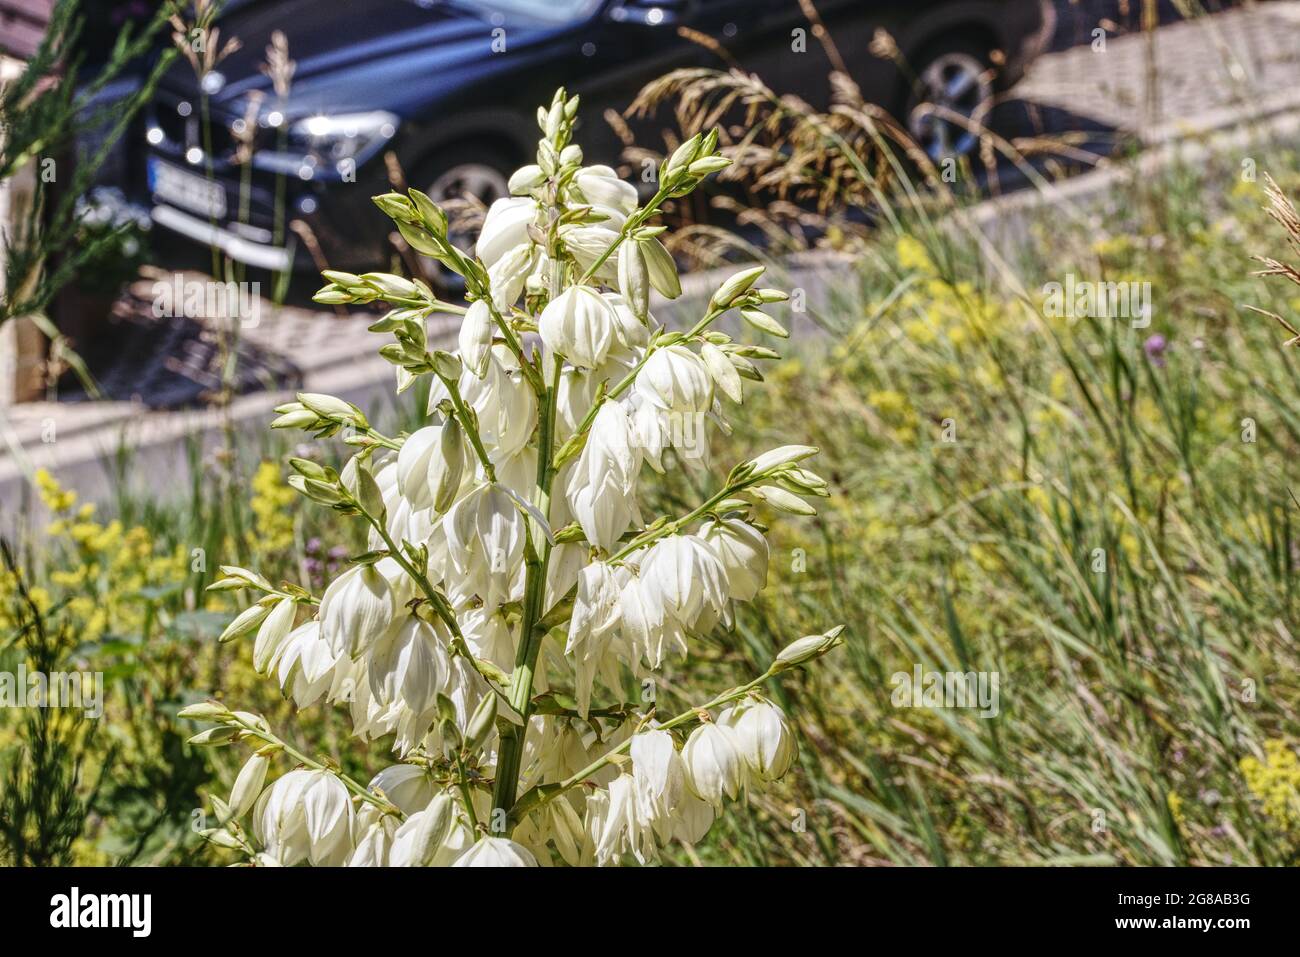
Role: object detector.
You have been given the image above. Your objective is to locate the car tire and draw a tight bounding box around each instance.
[902,36,998,163]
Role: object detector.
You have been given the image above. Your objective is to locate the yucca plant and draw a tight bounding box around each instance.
[184,89,841,867]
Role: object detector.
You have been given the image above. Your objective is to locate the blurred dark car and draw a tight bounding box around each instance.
[138,0,1052,273]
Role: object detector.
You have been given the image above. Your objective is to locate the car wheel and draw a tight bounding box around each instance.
[905,40,996,163]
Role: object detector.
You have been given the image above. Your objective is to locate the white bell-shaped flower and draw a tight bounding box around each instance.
[569,470,639,553]
[701,517,770,602]
[365,614,449,713]
[589,772,657,866]
[319,564,396,657]
[477,196,537,267]
[452,835,538,867]
[396,421,466,514]
[347,807,398,867]
[724,698,798,782]
[629,728,686,829]
[638,534,728,630]
[558,224,621,283]
[389,793,455,867]
[255,769,354,867]
[458,300,495,377]
[487,242,536,310]
[636,345,713,413]
[367,764,435,815]
[566,561,626,717]
[574,165,638,215]
[445,483,526,607]
[539,285,618,369]
[276,620,340,707]
[682,722,747,807]
[301,771,354,866]
[445,345,537,460]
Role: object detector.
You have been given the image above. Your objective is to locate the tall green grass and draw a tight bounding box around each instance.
[656,148,1300,865]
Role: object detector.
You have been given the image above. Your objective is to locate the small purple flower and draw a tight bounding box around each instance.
[1144,334,1167,366]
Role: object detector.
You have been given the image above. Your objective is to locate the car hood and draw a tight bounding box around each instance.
[165,0,573,118]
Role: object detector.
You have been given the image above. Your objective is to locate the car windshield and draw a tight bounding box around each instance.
[412,0,604,24]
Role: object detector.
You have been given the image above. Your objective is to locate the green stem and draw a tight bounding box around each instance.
[435,371,496,482]
[229,716,401,818]
[492,354,561,823]
[454,752,481,838]
[510,668,775,821]
[578,179,675,285]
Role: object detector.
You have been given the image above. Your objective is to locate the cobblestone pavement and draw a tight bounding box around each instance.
[1020,1,1300,143]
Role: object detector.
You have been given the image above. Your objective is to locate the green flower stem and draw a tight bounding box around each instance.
[454,752,481,838]
[483,297,545,395]
[492,353,561,823]
[510,668,776,821]
[362,427,403,452]
[434,371,496,483]
[612,474,759,562]
[553,304,727,470]
[578,179,676,285]
[360,509,509,691]
[227,715,402,818]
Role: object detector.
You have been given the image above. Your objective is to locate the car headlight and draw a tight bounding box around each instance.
[286,110,399,166]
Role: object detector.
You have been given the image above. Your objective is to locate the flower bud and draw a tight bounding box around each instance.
[746,445,818,475]
[618,241,650,322]
[773,625,845,672]
[362,272,419,300]
[270,408,320,430]
[665,133,702,173]
[218,601,271,644]
[740,307,789,338]
[752,484,817,515]
[252,597,297,675]
[407,188,448,235]
[508,164,546,194]
[710,265,766,309]
[464,694,498,753]
[459,300,494,378]
[178,701,232,721]
[641,237,681,299]
[188,727,239,747]
[700,341,742,402]
[228,753,270,820]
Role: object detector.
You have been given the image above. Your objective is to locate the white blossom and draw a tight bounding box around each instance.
[452,835,538,867]
[682,722,747,807]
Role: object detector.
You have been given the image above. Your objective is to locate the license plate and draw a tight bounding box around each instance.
[148,158,226,219]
